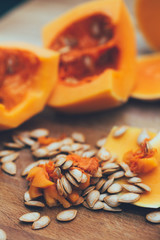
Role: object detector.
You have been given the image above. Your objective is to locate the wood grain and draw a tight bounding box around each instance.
[0,101,160,240]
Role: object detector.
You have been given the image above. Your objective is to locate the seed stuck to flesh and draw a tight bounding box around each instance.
[112,126,128,138]
[107,183,122,194]
[24,201,45,208]
[1,152,19,163]
[96,138,106,148]
[19,212,40,222]
[71,132,85,143]
[146,211,160,223]
[30,128,49,139]
[32,216,51,230]
[86,190,100,208]
[2,162,16,175]
[118,193,140,203]
[104,195,120,208]
[97,147,111,161]
[57,209,77,222]
[122,184,144,194]
[0,229,7,240]
[137,129,150,146]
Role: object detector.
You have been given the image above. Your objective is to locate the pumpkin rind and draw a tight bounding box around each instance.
[0,42,59,130]
[43,0,136,113]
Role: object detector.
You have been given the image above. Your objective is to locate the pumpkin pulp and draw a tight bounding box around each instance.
[0,48,40,110]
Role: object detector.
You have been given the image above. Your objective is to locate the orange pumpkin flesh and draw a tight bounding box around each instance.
[104,126,160,208]
[0,43,59,130]
[43,0,136,113]
[135,0,160,50]
[132,54,160,100]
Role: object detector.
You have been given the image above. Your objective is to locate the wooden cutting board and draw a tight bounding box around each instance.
[0,102,160,240]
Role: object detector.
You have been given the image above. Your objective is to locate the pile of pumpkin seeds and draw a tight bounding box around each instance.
[0,127,160,232]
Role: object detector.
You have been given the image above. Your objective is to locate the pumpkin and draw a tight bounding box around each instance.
[104,126,160,208]
[42,0,136,113]
[132,54,160,100]
[135,0,160,50]
[0,42,59,130]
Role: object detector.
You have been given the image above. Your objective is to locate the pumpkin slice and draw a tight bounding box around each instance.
[104,126,160,208]
[135,0,160,50]
[0,42,59,130]
[43,0,136,113]
[132,54,160,100]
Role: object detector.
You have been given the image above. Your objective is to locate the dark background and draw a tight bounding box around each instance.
[0,0,27,17]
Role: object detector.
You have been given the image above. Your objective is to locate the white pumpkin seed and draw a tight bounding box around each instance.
[86,190,100,208]
[31,142,40,151]
[118,193,140,203]
[104,195,120,208]
[137,129,150,145]
[1,152,19,163]
[62,160,73,170]
[99,193,108,201]
[2,162,16,175]
[54,167,61,178]
[96,178,106,190]
[32,216,50,230]
[59,46,71,54]
[18,136,36,146]
[93,167,102,178]
[0,229,7,240]
[102,168,118,174]
[81,173,88,183]
[92,201,104,210]
[0,150,14,157]
[96,138,106,148]
[82,149,97,158]
[69,168,82,182]
[148,132,160,150]
[30,128,49,139]
[135,183,151,192]
[125,170,137,178]
[57,210,77,222]
[72,132,85,143]
[97,147,111,161]
[81,144,91,151]
[109,171,124,179]
[103,203,122,212]
[46,142,62,151]
[65,172,79,187]
[61,176,72,194]
[32,147,49,158]
[57,179,64,196]
[60,137,73,146]
[101,162,119,170]
[19,212,40,222]
[55,155,67,167]
[24,201,45,208]
[71,143,83,152]
[82,186,95,196]
[24,191,31,202]
[12,135,25,147]
[146,211,160,223]
[82,201,90,209]
[107,183,122,194]
[60,145,72,153]
[101,178,114,193]
[4,142,23,149]
[48,150,60,157]
[122,184,143,194]
[119,162,130,172]
[127,177,142,184]
[112,126,128,138]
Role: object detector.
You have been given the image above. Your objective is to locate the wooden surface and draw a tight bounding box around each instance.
[0,0,159,239]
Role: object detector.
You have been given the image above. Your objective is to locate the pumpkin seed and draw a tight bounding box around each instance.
[92,201,104,210]
[12,135,25,147]
[2,162,16,175]
[147,132,160,150]
[81,144,91,151]
[1,152,19,163]
[86,190,100,208]
[65,77,79,85]
[60,145,72,153]
[135,183,151,192]
[112,126,128,138]
[54,167,61,178]
[73,197,84,206]
[101,162,119,170]
[21,160,49,176]
[125,170,137,178]
[118,193,140,203]
[122,184,143,194]
[91,177,99,185]
[96,178,106,190]
[4,142,23,149]
[65,172,79,187]
[55,155,67,167]
[127,177,142,184]
[107,183,122,194]
[82,186,95,196]
[119,162,130,172]
[32,216,51,230]
[93,167,102,178]
[31,142,40,151]
[61,176,72,194]
[82,201,90,209]
[99,193,108,201]
[96,138,106,148]
[18,136,35,146]
[137,129,150,145]
[97,147,111,161]
[32,147,49,158]
[103,202,122,212]
[48,150,60,157]
[102,168,118,174]
[62,160,73,170]
[101,178,114,193]
[81,173,88,183]
[60,137,73,146]
[0,229,7,240]
[109,171,125,179]
[24,191,31,202]
[30,128,49,139]
[146,211,160,223]
[24,201,45,208]
[82,149,97,158]
[104,195,120,208]
[0,150,14,157]
[57,179,64,196]
[46,142,62,151]
[107,154,117,163]
[71,143,83,152]
[71,132,85,143]
[69,168,82,182]
[19,212,40,222]
[57,210,77,222]
[59,46,71,54]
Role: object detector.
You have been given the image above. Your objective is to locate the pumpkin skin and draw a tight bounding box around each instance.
[43,0,136,113]
[104,126,160,208]
[0,42,59,130]
[132,54,160,100]
[135,0,160,50]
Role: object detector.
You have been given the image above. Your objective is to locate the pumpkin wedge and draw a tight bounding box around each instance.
[43,0,136,113]
[132,54,160,100]
[0,42,59,130]
[135,0,160,50]
[104,126,160,208]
